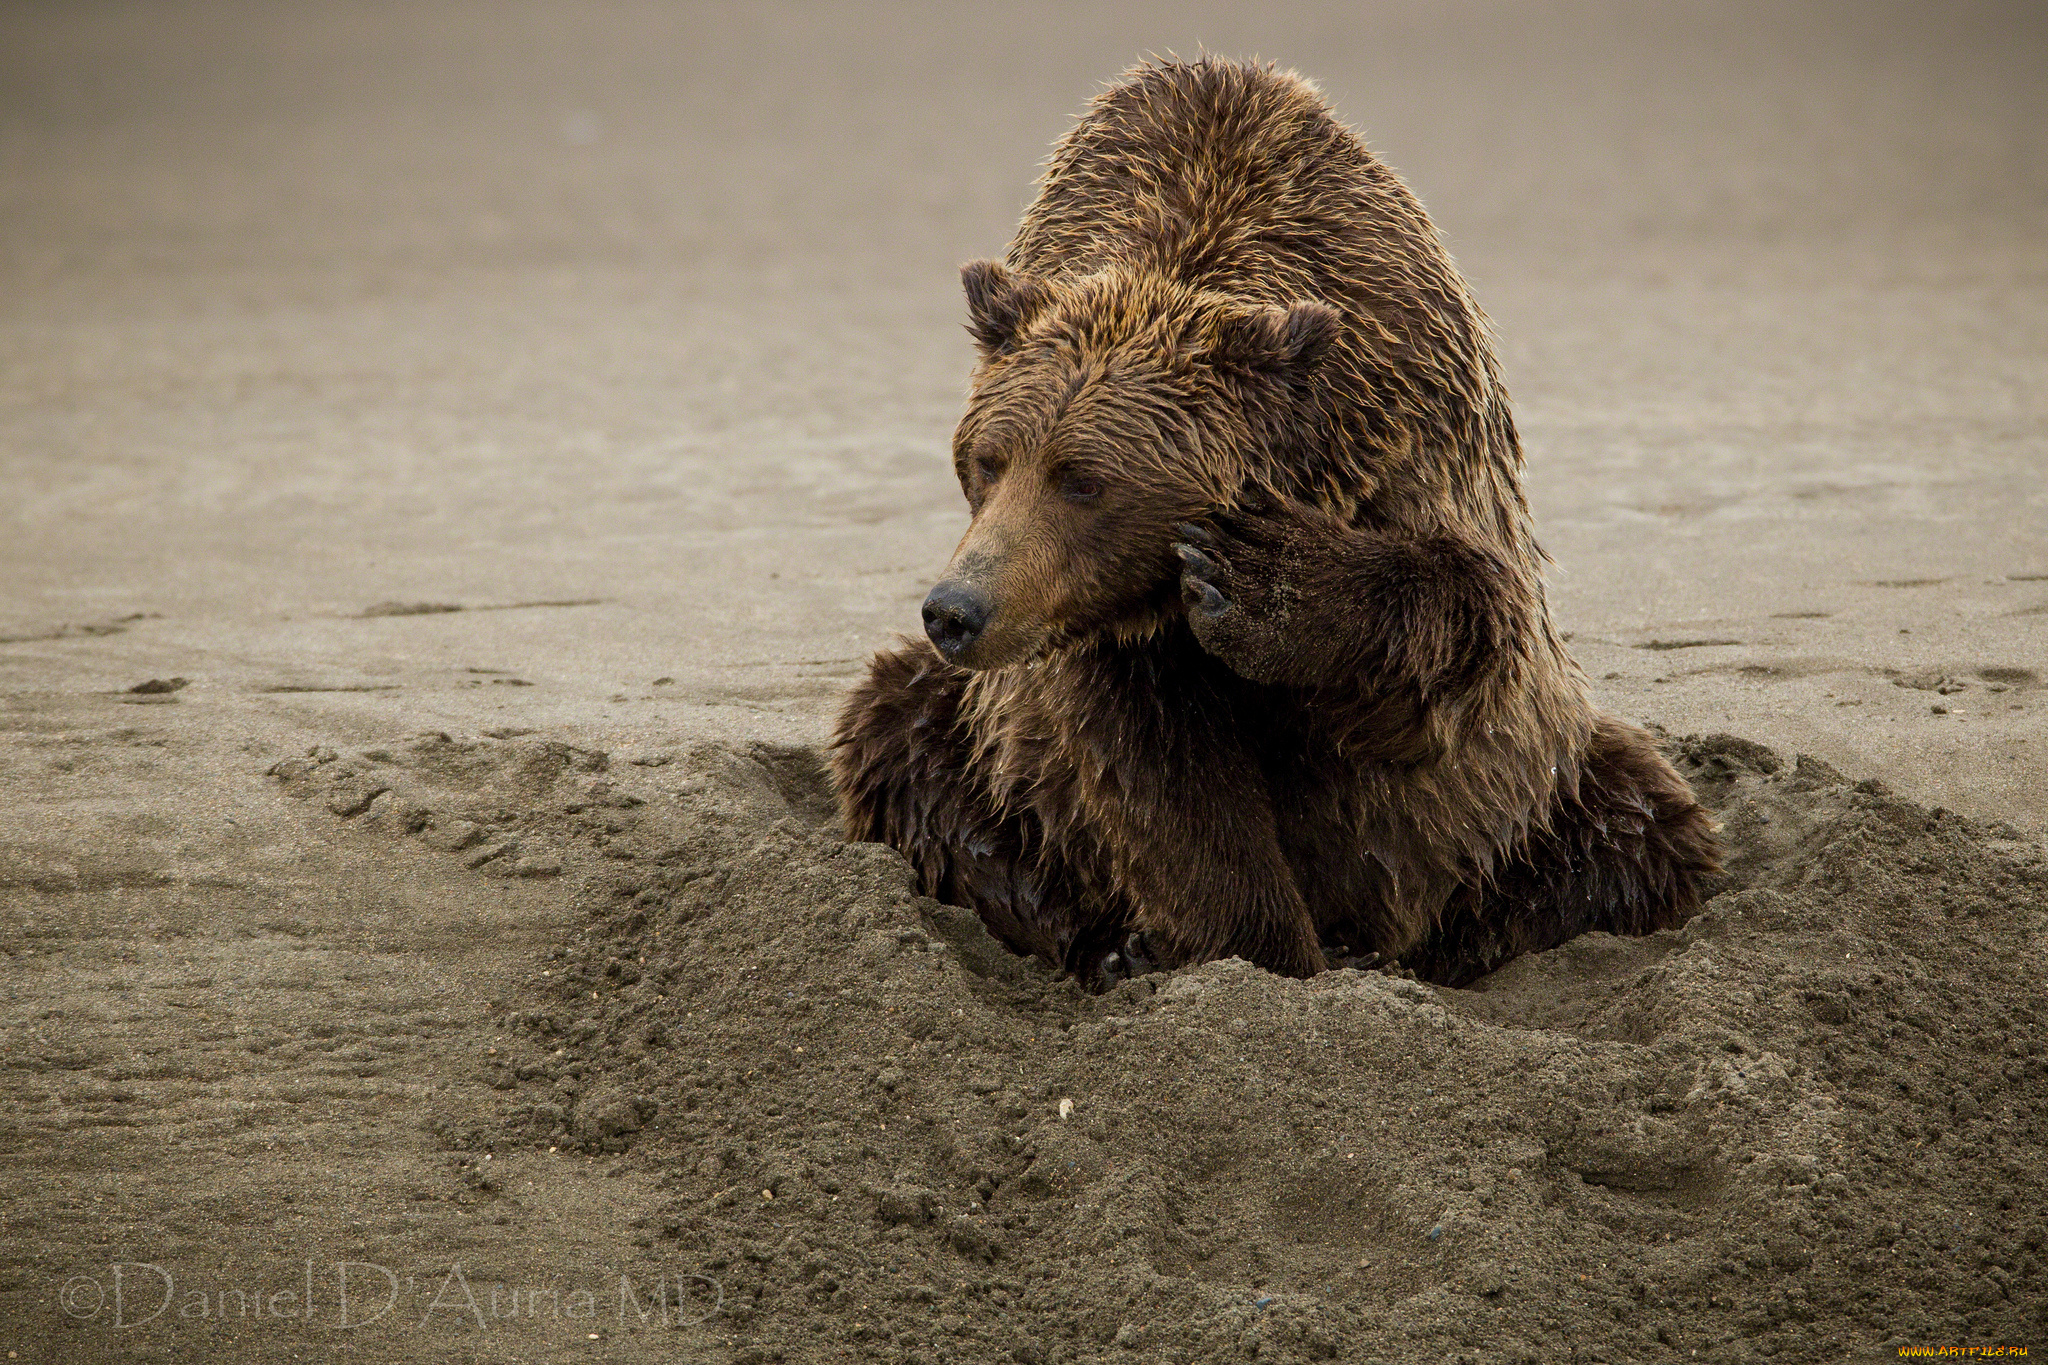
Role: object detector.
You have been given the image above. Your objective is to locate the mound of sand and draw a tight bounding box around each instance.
[270,729,2048,1362]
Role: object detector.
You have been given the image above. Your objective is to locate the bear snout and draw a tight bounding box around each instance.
[922,581,992,662]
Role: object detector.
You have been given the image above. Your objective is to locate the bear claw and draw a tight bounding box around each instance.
[1187,581,1229,616]
[1081,930,1166,991]
[1119,929,1163,975]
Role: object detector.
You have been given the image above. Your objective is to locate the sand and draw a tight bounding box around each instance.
[2,2,2044,1362]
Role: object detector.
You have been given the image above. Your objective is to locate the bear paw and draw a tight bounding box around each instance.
[1174,514,1304,683]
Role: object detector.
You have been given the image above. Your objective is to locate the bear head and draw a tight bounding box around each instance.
[921,259,1339,670]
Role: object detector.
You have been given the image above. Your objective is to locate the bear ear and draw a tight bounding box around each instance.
[1210,300,1341,373]
[962,259,1048,357]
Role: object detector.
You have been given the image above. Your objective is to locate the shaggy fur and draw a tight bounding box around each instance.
[833,57,1720,988]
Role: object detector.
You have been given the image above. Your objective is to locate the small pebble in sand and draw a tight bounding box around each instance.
[1057,1098,1074,1120]
[421,819,487,852]
[465,840,515,869]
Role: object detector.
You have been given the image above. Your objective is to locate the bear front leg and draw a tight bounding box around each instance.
[1059,644,1330,982]
[1174,498,1522,701]
[1099,779,1329,982]
[1122,818,1327,986]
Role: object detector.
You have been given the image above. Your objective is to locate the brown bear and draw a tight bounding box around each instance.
[832,57,1719,990]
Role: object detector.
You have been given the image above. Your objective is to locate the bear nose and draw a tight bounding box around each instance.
[922,582,991,660]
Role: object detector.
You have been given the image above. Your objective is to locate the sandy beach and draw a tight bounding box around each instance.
[3,3,2044,1360]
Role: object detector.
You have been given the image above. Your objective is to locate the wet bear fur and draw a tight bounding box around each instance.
[832,57,1720,989]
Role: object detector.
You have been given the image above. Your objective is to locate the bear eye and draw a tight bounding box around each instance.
[1060,472,1104,502]
[974,454,1002,484]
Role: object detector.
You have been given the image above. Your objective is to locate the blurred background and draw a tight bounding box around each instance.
[2,0,2045,815]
